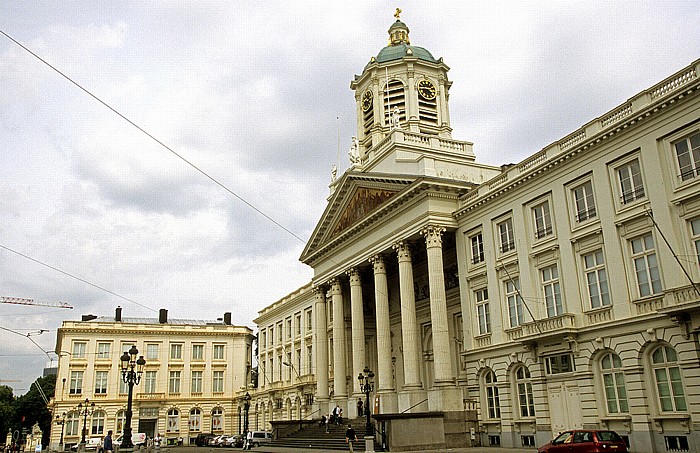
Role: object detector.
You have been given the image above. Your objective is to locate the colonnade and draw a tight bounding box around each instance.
[312,225,462,416]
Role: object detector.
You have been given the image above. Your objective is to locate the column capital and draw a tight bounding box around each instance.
[346,268,361,285]
[369,254,385,271]
[421,225,446,248]
[393,240,412,261]
[328,277,342,291]
[313,285,326,296]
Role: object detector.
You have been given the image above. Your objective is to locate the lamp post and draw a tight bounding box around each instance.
[55,412,66,450]
[358,366,375,452]
[120,345,146,449]
[77,399,95,444]
[243,392,251,434]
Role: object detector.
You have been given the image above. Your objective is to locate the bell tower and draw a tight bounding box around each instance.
[350,9,455,162]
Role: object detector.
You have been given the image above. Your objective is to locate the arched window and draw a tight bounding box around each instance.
[600,352,629,414]
[91,411,106,435]
[116,410,125,434]
[66,412,80,436]
[211,408,223,432]
[652,345,687,412]
[515,366,535,417]
[484,370,501,419]
[167,409,179,433]
[189,408,202,432]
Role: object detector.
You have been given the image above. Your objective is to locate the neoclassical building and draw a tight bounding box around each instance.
[50,307,253,448]
[245,14,700,453]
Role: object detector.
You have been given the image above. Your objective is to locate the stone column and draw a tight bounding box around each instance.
[393,241,422,388]
[370,255,398,412]
[330,278,348,400]
[421,226,462,412]
[347,268,366,397]
[313,286,329,404]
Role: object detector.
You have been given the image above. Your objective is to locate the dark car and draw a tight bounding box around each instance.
[195,433,215,447]
[538,430,628,453]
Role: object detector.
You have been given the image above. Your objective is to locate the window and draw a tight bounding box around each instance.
[584,250,611,308]
[506,278,524,327]
[545,354,574,374]
[285,352,292,380]
[631,234,662,297]
[573,180,597,222]
[170,343,182,360]
[169,371,181,394]
[269,328,274,346]
[146,343,159,360]
[295,314,301,335]
[261,331,267,349]
[192,344,204,360]
[515,366,535,417]
[277,323,283,342]
[541,264,563,317]
[213,344,225,360]
[296,349,302,378]
[665,435,690,451]
[306,345,313,375]
[484,370,501,419]
[66,412,80,436]
[470,232,485,264]
[618,159,645,204]
[306,310,313,332]
[69,371,83,394]
[144,371,157,394]
[72,342,87,358]
[91,411,105,435]
[521,436,536,447]
[119,376,128,394]
[475,288,490,335]
[191,371,203,393]
[167,409,179,432]
[189,408,201,432]
[97,343,110,359]
[652,345,687,412]
[269,357,274,382]
[498,218,515,253]
[116,410,125,434]
[691,218,700,266]
[94,371,108,394]
[212,371,224,393]
[601,352,629,414]
[674,132,700,181]
[286,318,292,339]
[211,408,223,432]
[533,201,553,239]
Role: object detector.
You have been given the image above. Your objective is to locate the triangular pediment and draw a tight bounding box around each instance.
[300,172,415,263]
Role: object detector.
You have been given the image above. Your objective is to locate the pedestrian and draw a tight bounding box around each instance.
[325,413,330,433]
[103,430,113,453]
[357,398,363,417]
[245,430,253,450]
[319,414,326,428]
[153,433,162,450]
[338,408,343,425]
[345,424,357,453]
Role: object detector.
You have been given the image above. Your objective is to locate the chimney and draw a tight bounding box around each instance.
[159,308,168,324]
[81,314,98,322]
[115,306,122,322]
[223,312,232,325]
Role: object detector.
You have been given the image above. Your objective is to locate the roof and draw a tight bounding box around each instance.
[85,316,223,326]
[376,43,436,64]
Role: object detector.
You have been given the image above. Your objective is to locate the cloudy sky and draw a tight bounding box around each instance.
[1,1,699,394]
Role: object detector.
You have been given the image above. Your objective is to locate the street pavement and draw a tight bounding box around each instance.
[165,445,536,453]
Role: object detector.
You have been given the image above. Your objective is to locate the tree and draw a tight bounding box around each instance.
[0,385,16,442]
[14,375,56,448]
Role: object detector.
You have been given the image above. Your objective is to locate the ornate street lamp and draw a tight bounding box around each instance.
[77,399,95,444]
[243,392,251,434]
[55,412,66,450]
[358,366,375,437]
[120,345,146,449]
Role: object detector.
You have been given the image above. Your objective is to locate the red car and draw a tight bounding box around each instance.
[538,430,628,453]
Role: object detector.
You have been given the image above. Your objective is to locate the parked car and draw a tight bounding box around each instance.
[222,435,243,448]
[70,438,102,452]
[538,430,628,453]
[195,433,215,447]
[113,433,147,448]
[247,431,272,447]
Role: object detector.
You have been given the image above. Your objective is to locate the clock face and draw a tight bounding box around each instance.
[362,90,373,112]
[418,79,437,100]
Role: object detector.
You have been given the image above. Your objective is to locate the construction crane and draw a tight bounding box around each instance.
[1,296,73,309]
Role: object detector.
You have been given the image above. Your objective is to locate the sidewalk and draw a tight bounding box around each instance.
[253,446,535,453]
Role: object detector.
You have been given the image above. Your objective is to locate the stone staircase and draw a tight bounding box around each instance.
[271,419,375,451]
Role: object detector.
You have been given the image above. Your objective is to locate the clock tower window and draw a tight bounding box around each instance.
[383,79,406,128]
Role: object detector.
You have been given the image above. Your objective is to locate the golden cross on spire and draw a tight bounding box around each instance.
[394,8,402,20]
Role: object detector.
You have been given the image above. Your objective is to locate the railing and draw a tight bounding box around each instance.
[521,313,576,336]
[400,398,428,414]
[137,393,165,400]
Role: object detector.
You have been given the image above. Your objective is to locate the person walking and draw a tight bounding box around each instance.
[103,431,113,453]
[345,424,357,452]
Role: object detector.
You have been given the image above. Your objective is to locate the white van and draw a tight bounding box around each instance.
[248,431,272,447]
[113,433,147,447]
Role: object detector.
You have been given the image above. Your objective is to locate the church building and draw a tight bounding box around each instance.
[249,13,700,453]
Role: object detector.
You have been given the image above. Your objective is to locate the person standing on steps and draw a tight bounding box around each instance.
[345,424,358,453]
[357,398,363,417]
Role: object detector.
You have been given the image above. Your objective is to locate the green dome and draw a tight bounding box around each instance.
[376,43,436,63]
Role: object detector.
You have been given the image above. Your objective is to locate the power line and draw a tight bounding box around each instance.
[0,245,157,312]
[0,29,307,246]
[0,325,52,360]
